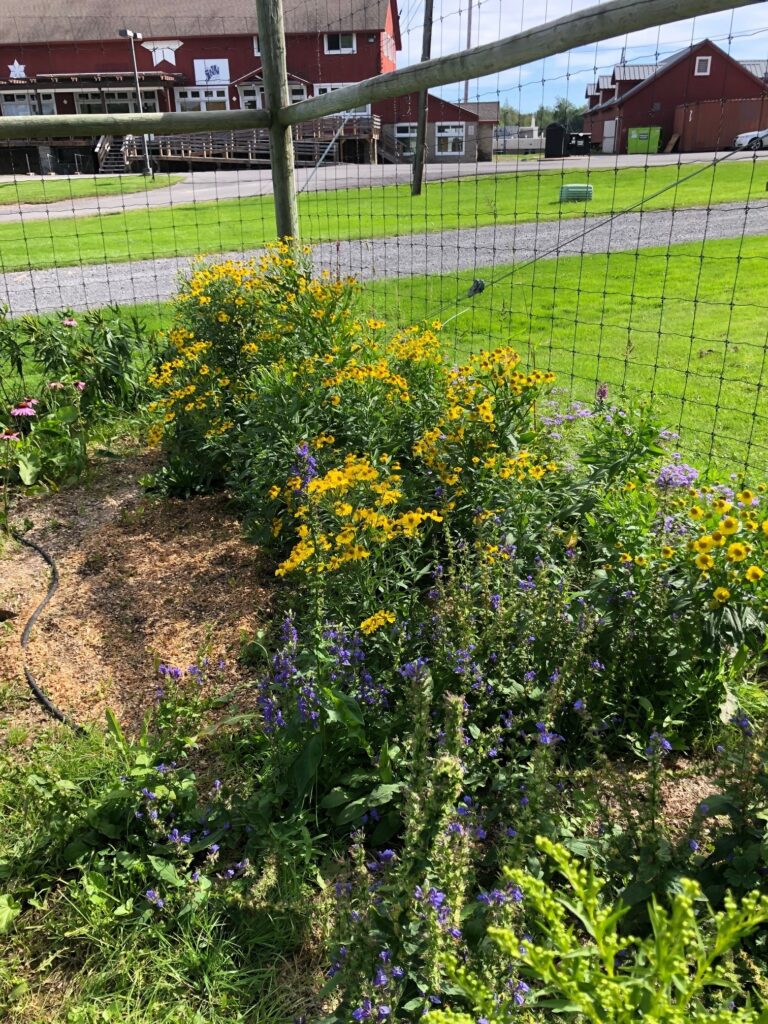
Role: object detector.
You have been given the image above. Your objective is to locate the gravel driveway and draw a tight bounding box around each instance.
[1,201,766,315]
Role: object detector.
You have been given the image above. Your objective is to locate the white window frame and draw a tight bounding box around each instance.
[0,91,54,116]
[314,83,369,116]
[253,35,260,56]
[435,122,465,156]
[694,56,712,76]
[324,32,357,55]
[239,82,306,110]
[394,122,418,155]
[75,89,158,115]
[174,87,229,112]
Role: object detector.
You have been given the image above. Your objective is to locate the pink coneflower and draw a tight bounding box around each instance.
[62,317,78,327]
[75,381,86,392]
[0,432,20,441]
[11,403,35,417]
[48,381,65,390]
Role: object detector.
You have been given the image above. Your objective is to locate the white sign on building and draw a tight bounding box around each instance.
[193,59,231,86]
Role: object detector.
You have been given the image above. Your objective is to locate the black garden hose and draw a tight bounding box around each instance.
[11,529,83,734]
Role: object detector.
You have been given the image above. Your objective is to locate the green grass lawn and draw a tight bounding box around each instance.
[1,159,767,272]
[361,236,768,472]
[0,173,183,206]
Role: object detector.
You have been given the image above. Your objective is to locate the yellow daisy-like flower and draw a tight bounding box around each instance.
[718,516,740,536]
[712,498,732,514]
[694,553,714,571]
[619,552,633,564]
[762,519,768,536]
[623,481,636,492]
[726,542,748,563]
[662,545,675,558]
[737,489,754,505]
[710,530,726,547]
[713,587,730,603]
[634,555,648,567]
[745,565,764,583]
[268,485,281,500]
[692,536,714,554]
[689,506,705,520]
[359,609,396,635]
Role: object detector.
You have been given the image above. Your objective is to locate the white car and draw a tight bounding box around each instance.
[733,128,768,150]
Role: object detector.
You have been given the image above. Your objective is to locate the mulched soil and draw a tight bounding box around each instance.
[0,450,275,737]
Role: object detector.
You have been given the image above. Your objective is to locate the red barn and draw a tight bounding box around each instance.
[584,39,768,153]
[0,1,488,172]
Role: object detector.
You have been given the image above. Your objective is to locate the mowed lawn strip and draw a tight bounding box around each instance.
[1,160,767,272]
[0,174,184,206]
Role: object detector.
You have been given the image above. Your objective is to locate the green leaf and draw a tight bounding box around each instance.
[292,733,324,799]
[0,894,21,935]
[17,452,41,486]
[51,404,79,425]
[147,856,186,888]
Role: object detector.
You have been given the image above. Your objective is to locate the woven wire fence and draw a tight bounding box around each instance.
[0,1,767,472]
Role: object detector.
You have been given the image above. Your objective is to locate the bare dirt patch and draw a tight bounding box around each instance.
[0,451,274,735]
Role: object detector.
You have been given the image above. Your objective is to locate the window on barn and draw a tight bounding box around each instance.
[0,91,38,116]
[240,82,305,109]
[395,123,418,155]
[435,122,465,155]
[314,83,369,115]
[324,33,356,54]
[694,56,712,76]
[175,88,229,112]
[253,36,260,56]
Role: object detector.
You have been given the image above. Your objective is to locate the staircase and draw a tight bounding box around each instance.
[95,136,131,174]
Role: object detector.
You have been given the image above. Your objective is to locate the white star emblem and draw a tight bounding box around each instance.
[8,60,26,79]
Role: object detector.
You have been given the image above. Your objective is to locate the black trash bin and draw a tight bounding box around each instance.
[567,132,592,155]
[544,123,567,158]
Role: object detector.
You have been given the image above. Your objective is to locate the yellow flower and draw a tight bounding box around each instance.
[623,481,636,492]
[634,555,647,567]
[662,545,675,558]
[689,506,705,520]
[713,498,732,513]
[268,485,281,500]
[694,553,714,571]
[737,489,754,505]
[726,542,748,563]
[619,552,633,563]
[745,565,764,583]
[719,516,740,535]
[692,536,714,554]
[762,519,768,536]
[359,609,396,635]
[713,587,730,603]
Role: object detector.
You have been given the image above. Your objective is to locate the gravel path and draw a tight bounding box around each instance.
[2,201,766,315]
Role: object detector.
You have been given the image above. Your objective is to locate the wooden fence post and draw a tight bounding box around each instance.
[255,0,299,239]
[411,0,434,197]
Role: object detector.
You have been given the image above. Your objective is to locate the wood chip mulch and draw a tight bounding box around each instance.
[0,451,275,737]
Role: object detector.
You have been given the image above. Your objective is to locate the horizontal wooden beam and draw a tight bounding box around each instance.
[0,108,271,141]
[279,0,764,124]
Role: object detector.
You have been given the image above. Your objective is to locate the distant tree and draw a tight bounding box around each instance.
[550,97,586,131]
[534,104,554,128]
[498,104,521,127]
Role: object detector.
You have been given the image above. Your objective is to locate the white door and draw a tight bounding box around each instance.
[603,118,617,154]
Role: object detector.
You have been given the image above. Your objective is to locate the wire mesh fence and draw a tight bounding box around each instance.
[0,0,767,472]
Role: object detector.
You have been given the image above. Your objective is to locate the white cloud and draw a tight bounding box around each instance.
[396,1,768,108]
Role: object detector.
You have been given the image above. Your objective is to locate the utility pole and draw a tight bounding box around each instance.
[118,29,152,176]
[463,0,473,104]
[411,0,434,196]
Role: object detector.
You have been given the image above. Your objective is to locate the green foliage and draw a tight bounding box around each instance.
[429,836,768,1024]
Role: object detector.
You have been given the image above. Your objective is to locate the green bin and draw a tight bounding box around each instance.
[627,126,662,153]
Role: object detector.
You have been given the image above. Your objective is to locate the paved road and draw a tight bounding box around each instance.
[2,200,766,316]
[0,150,765,224]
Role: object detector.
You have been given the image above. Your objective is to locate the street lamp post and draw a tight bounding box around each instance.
[118,28,152,176]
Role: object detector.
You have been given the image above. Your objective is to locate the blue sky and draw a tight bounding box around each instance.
[396,1,768,112]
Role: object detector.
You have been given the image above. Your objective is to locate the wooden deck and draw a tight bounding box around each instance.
[124,115,381,166]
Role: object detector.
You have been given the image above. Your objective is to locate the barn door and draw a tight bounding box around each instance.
[603,118,618,153]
